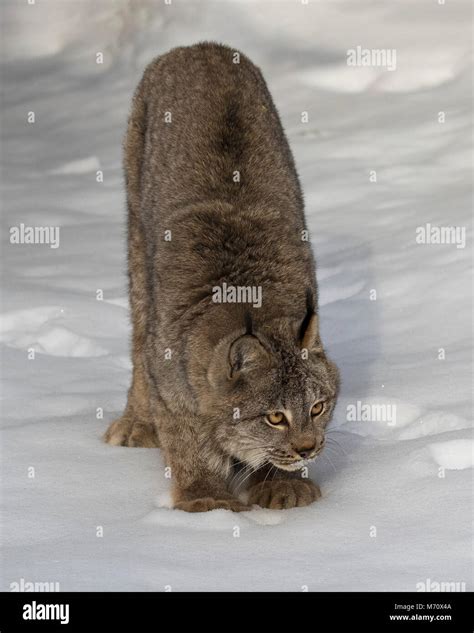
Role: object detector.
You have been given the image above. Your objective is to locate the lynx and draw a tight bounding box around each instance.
[104,43,340,512]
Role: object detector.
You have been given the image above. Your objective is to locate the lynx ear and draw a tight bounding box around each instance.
[228,334,269,378]
[298,289,321,352]
[299,312,319,350]
[207,331,270,389]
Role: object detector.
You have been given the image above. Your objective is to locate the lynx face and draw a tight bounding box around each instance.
[208,316,340,473]
[227,353,338,472]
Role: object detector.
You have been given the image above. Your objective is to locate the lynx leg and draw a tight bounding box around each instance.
[157,424,250,512]
[104,363,159,448]
[104,80,158,449]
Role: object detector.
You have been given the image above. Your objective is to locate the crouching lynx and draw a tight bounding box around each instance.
[104,43,340,512]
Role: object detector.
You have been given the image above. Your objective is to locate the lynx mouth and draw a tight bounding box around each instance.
[269,459,307,472]
[269,452,321,471]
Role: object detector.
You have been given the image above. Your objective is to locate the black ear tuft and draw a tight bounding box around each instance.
[298,288,315,341]
[244,311,253,336]
[298,288,321,351]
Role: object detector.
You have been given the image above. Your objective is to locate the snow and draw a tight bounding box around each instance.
[1,0,472,592]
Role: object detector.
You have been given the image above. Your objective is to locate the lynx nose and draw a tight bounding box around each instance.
[293,435,324,459]
[297,447,315,459]
[294,442,316,459]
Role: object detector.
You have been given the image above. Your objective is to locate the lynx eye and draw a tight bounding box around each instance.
[266,412,286,426]
[311,402,325,417]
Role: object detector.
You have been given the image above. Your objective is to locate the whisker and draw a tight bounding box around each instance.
[322,451,337,473]
[261,464,276,487]
[326,437,348,457]
[230,461,255,487]
[236,463,264,491]
[231,451,268,490]
[271,463,282,483]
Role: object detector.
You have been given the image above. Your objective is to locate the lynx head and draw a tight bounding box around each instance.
[207,303,340,473]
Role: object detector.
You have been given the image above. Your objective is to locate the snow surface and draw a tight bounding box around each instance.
[1,0,472,592]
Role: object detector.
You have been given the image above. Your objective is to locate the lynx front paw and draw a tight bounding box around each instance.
[175,496,250,513]
[103,416,159,448]
[248,478,321,510]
